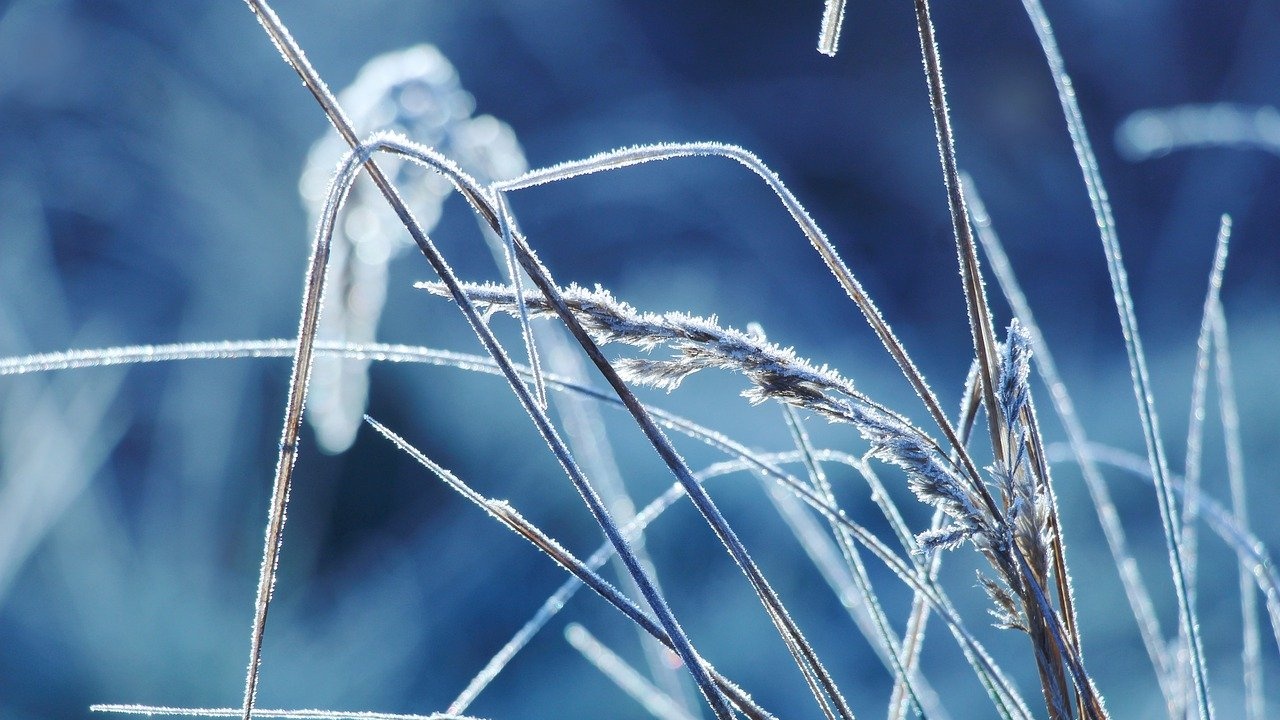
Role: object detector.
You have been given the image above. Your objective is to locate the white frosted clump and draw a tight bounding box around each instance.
[299,45,528,453]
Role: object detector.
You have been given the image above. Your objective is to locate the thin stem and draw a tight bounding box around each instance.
[1017,1,1213,716]
[565,624,697,720]
[911,0,1006,476]
[235,122,371,720]
[1174,216,1231,714]
[494,191,549,411]
[1180,216,1232,597]
[1210,307,1263,720]
[818,0,848,56]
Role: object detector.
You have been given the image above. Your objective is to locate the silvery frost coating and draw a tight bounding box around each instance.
[299,45,528,453]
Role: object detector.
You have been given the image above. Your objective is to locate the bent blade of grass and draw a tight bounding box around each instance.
[235,120,375,720]
[817,0,848,56]
[565,623,698,720]
[1017,0,1213,715]
[495,142,986,489]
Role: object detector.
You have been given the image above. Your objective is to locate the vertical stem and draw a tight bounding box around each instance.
[1017,1,1214,715]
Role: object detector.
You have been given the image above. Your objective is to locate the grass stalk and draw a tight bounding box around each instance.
[1173,215,1232,711]
[565,623,698,720]
[1016,0,1214,714]
[817,0,848,56]
[1210,307,1263,720]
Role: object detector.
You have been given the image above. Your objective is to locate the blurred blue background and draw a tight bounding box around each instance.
[2,1,1279,718]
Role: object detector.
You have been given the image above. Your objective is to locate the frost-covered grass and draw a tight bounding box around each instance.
[1,1,1277,719]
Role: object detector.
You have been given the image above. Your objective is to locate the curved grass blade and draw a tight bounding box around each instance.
[1176,217,1232,711]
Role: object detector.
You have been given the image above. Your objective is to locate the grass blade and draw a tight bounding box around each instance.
[817,0,848,56]
[565,623,698,720]
[496,143,986,487]
[1017,1,1213,714]
[1210,307,1263,720]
